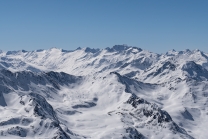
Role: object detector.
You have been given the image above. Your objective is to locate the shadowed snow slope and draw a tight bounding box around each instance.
[0,45,208,139]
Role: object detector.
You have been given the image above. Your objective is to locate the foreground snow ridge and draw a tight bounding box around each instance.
[0,45,208,139]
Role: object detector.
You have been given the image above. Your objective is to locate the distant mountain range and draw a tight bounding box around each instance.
[0,45,208,138]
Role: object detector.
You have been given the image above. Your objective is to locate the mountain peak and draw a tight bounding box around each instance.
[105,44,129,52]
[49,47,62,51]
[76,47,82,50]
[166,49,178,56]
[105,45,143,53]
[112,44,130,51]
[182,61,208,80]
[84,47,100,53]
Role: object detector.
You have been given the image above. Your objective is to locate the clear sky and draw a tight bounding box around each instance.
[0,0,208,53]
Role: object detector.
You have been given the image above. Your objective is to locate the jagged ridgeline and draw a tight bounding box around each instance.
[0,45,208,138]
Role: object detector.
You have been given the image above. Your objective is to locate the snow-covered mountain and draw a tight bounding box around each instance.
[0,45,208,139]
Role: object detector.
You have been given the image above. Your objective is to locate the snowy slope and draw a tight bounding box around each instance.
[0,70,194,139]
[0,45,208,138]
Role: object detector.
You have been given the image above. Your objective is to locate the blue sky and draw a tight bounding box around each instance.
[0,0,208,53]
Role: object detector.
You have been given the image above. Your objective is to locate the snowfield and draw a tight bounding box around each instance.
[0,45,208,139]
